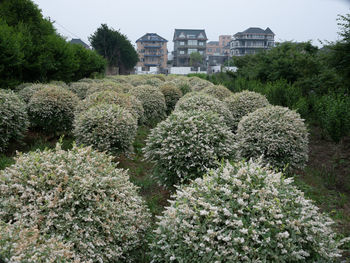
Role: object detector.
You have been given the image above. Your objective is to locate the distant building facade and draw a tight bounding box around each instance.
[206,35,232,56]
[173,29,208,67]
[136,33,168,73]
[206,41,220,56]
[230,27,275,56]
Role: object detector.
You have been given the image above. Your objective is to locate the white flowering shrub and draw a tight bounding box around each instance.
[188,76,213,91]
[169,77,192,95]
[224,91,270,131]
[129,85,166,125]
[202,85,232,101]
[76,91,144,123]
[159,83,183,114]
[143,110,235,187]
[235,105,309,171]
[0,90,29,152]
[151,160,349,262]
[68,81,92,99]
[17,83,46,103]
[27,86,79,134]
[0,144,151,262]
[74,103,137,154]
[174,93,234,129]
[0,220,77,262]
[85,82,124,96]
[145,77,164,87]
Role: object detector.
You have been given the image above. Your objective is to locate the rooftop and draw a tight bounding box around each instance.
[136,33,168,43]
[235,27,275,36]
[173,29,208,41]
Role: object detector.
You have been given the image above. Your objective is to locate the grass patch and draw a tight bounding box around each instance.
[116,126,170,218]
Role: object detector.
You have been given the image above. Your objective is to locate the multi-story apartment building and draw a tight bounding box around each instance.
[219,35,232,56]
[136,33,168,72]
[206,41,220,56]
[230,27,275,56]
[173,29,208,67]
[206,35,232,56]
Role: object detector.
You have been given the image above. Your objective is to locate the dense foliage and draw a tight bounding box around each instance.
[175,93,234,130]
[143,110,235,187]
[151,160,348,262]
[129,85,166,125]
[89,24,138,74]
[159,82,183,114]
[0,90,29,152]
[0,0,106,89]
[202,85,232,101]
[235,106,309,171]
[74,104,137,154]
[224,91,270,131]
[27,85,79,134]
[0,144,151,262]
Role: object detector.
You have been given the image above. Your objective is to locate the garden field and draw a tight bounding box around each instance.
[0,75,349,262]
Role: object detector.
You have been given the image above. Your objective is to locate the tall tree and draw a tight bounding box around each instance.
[89,24,138,74]
[189,52,204,70]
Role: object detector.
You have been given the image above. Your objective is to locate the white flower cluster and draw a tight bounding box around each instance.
[0,90,29,152]
[0,220,77,262]
[202,85,232,101]
[17,83,46,103]
[76,90,144,123]
[151,160,348,262]
[0,143,151,262]
[27,85,79,134]
[224,90,270,131]
[129,85,166,125]
[188,76,213,91]
[143,110,235,187]
[159,82,183,114]
[174,93,234,130]
[235,105,309,171]
[74,104,137,154]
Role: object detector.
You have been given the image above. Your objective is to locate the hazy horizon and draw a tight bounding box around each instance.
[32,0,349,50]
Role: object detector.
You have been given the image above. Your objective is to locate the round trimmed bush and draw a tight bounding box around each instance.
[0,220,76,262]
[145,77,164,87]
[76,90,144,123]
[188,76,213,91]
[224,91,270,131]
[151,160,348,262]
[235,105,309,171]
[17,83,46,103]
[85,82,124,96]
[27,86,79,134]
[74,103,137,154]
[174,93,234,129]
[159,82,183,114]
[143,110,235,187]
[129,85,166,125]
[202,85,232,101]
[0,144,151,262]
[68,81,92,99]
[170,77,192,95]
[0,90,29,152]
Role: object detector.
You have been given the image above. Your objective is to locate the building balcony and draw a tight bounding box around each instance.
[177,45,206,49]
[144,54,162,57]
[144,45,162,48]
[233,45,268,49]
[144,63,160,67]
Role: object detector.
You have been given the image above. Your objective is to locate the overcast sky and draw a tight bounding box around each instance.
[32,0,349,51]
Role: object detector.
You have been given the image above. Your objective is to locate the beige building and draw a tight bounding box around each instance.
[136,33,168,73]
[206,35,232,56]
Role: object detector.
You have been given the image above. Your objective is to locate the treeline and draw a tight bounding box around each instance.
[0,0,106,89]
[192,14,350,143]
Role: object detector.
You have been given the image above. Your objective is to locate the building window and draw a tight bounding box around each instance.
[179,50,185,55]
[188,49,197,54]
[198,41,204,46]
[199,50,204,55]
[180,41,185,45]
[188,40,198,46]
[208,48,212,52]
[187,34,196,39]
